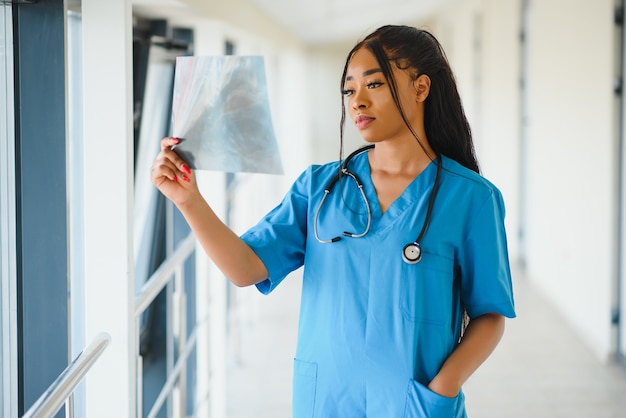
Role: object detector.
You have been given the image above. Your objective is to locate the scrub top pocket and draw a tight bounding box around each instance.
[403,379,465,418]
[399,252,454,324]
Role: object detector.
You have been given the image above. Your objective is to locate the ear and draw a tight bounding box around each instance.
[413,74,431,103]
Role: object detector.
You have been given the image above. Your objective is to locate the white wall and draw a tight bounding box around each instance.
[523,0,616,361]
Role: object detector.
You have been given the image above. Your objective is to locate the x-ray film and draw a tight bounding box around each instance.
[170,55,283,174]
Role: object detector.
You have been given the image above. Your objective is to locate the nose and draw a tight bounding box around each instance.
[350,88,368,110]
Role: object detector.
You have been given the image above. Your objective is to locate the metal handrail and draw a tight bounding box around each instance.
[134,231,197,417]
[22,332,111,418]
[134,232,195,316]
[146,323,200,418]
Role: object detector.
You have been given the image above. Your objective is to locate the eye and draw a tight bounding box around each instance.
[367,81,383,89]
[342,89,354,97]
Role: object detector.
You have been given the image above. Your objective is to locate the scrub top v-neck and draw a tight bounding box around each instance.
[241,150,516,418]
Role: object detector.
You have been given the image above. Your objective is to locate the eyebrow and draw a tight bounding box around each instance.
[345,68,382,81]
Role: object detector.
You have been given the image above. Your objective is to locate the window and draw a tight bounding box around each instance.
[0,3,17,417]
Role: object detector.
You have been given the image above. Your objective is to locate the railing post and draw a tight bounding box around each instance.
[178,290,187,418]
[134,234,197,418]
[136,317,143,418]
[194,246,212,418]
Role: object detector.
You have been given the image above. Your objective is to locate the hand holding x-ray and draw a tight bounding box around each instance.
[170,55,283,174]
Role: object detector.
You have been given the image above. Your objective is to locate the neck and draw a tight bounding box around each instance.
[368,138,435,175]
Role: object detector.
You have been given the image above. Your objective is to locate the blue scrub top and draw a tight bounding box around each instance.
[241,151,516,418]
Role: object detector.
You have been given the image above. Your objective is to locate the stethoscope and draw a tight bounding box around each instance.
[313,144,443,264]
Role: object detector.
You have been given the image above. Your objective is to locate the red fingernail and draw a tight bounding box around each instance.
[182,164,191,174]
[173,175,178,182]
[170,137,180,144]
[182,174,190,182]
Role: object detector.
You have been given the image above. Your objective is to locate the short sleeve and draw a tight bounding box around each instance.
[240,168,311,294]
[457,188,516,319]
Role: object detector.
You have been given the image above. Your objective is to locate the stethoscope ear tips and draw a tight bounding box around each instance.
[402,242,422,264]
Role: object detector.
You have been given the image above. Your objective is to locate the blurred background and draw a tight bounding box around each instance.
[2,0,626,417]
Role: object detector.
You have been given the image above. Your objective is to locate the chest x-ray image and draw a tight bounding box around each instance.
[170,55,283,174]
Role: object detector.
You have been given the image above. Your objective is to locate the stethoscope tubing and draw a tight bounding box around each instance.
[314,144,442,265]
[314,145,374,243]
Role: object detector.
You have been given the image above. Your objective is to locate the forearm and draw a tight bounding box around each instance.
[428,313,505,397]
[177,192,269,287]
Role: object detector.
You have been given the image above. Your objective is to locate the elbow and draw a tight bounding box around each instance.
[483,312,506,342]
[466,312,506,344]
[230,277,258,288]
[494,313,506,333]
[228,269,267,288]
[223,251,269,288]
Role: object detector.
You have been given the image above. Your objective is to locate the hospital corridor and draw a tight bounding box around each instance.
[4,0,626,417]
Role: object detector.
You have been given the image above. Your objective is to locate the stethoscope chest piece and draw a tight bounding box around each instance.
[402,242,422,264]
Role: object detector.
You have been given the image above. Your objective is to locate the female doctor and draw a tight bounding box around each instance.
[151,25,515,418]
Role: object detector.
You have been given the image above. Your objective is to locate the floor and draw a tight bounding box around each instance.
[226,269,626,418]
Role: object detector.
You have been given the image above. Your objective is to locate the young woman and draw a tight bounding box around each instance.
[151,25,515,418]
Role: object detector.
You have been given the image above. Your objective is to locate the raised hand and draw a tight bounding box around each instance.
[150,137,199,206]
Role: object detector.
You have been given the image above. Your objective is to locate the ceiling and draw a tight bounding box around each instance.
[132,0,455,45]
[246,0,455,44]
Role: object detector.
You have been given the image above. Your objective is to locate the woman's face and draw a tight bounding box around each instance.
[343,47,421,144]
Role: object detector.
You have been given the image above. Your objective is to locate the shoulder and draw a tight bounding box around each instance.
[441,156,501,193]
[293,161,341,191]
[440,155,506,210]
[309,160,341,178]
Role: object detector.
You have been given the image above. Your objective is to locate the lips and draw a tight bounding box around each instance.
[354,114,375,129]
